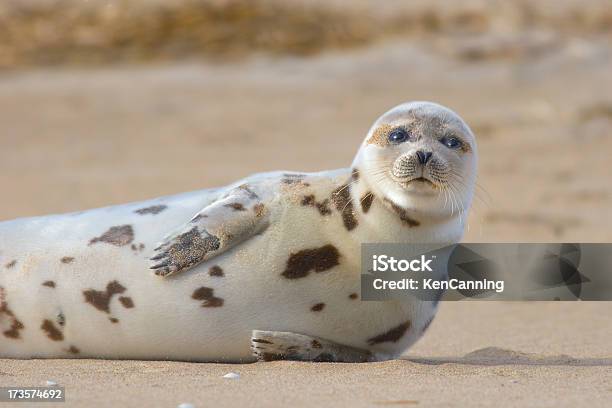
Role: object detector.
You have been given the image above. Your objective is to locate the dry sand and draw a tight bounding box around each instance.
[1,2,612,406]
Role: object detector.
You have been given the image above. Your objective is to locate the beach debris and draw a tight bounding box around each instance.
[46,380,58,386]
[177,404,195,408]
[222,372,240,379]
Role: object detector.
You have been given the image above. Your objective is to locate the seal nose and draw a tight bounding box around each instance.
[416,151,433,165]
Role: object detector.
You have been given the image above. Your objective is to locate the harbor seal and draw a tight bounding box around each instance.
[0,101,477,362]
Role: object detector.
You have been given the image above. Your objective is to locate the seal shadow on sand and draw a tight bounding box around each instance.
[406,347,612,367]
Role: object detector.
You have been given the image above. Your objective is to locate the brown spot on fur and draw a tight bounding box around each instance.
[130,243,145,252]
[367,320,411,345]
[192,287,224,307]
[331,184,358,231]
[209,265,224,277]
[109,317,119,324]
[282,179,310,186]
[383,199,420,227]
[301,195,332,216]
[42,281,56,288]
[118,296,134,309]
[253,203,266,218]
[60,256,74,264]
[238,184,259,199]
[224,202,246,211]
[89,225,134,247]
[134,204,168,215]
[252,338,273,344]
[349,293,358,300]
[82,281,127,314]
[367,124,394,146]
[360,192,374,213]
[311,302,325,312]
[5,260,16,269]
[311,340,322,349]
[67,345,80,354]
[41,319,64,341]
[351,168,360,180]
[282,244,340,279]
[0,287,25,339]
[281,174,310,187]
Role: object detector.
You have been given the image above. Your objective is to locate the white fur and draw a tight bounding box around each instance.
[0,102,476,362]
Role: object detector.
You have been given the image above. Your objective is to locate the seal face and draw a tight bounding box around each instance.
[0,101,477,363]
[358,101,477,219]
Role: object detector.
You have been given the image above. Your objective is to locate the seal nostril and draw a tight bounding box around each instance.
[416,151,433,165]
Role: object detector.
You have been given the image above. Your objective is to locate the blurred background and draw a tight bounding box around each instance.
[1,0,611,241]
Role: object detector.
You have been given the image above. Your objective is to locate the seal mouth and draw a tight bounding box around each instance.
[393,176,437,189]
[412,177,433,185]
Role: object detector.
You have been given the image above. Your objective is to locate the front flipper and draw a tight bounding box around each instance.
[251,330,373,363]
[150,184,270,277]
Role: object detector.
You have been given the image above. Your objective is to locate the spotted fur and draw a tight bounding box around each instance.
[134,205,167,215]
[66,345,80,354]
[238,184,259,199]
[360,192,374,213]
[253,203,266,218]
[131,243,145,253]
[208,265,224,277]
[331,184,358,231]
[301,195,332,216]
[89,225,134,247]
[281,173,310,186]
[41,319,63,341]
[82,281,127,314]
[0,287,24,339]
[118,296,134,309]
[367,123,395,147]
[281,245,340,279]
[224,203,246,211]
[192,287,224,308]
[384,199,420,227]
[310,303,325,312]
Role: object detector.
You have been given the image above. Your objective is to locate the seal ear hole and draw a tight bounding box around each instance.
[56,311,66,327]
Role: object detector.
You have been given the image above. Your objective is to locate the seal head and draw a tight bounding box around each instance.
[355,101,477,219]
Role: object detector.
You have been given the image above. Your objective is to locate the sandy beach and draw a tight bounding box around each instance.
[1,0,612,406]
[1,303,611,407]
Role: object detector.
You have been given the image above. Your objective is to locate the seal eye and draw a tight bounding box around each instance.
[440,136,462,149]
[388,128,410,144]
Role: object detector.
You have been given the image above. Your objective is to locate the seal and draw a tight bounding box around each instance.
[0,101,477,362]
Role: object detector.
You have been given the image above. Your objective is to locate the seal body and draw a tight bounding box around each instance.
[0,101,476,362]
